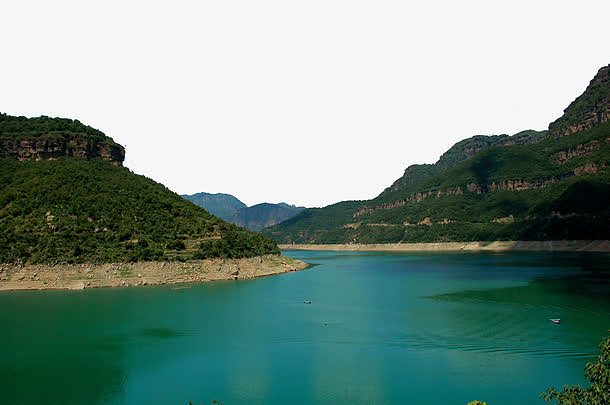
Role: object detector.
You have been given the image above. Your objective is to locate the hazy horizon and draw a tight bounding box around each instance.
[2,0,609,207]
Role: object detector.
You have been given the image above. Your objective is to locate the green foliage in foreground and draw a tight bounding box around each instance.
[0,158,279,264]
[542,337,610,404]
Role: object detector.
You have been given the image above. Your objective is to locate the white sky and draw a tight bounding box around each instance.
[1,1,609,207]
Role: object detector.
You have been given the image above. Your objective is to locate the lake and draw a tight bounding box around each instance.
[1,250,609,404]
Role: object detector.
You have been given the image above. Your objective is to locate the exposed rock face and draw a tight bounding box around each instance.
[554,140,601,163]
[0,137,125,164]
[549,64,610,138]
[418,217,432,226]
[355,175,581,218]
[574,162,599,176]
[0,113,125,164]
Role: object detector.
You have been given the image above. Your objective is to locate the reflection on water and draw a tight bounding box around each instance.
[0,251,608,404]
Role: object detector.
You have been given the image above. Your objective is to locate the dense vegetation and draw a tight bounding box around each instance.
[0,113,280,264]
[266,122,610,244]
[435,130,547,171]
[380,130,547,198]
[194,226,279,259]
[542,336,609,404]
[0,113,111,143]
[0,157,279,264]
[267,66,610,244]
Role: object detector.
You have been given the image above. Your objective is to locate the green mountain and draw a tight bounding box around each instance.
[182,192,247,222]
[234,202,305,231]
[266,64,610,244]
[0,113,279,264]
[0,113,125,162]
[182,192,304,231]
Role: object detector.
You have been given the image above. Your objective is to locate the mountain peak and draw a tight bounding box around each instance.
[548,64,610,138]
[183,193,304,231]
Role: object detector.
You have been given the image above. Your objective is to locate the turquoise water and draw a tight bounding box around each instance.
[1,251,609,404]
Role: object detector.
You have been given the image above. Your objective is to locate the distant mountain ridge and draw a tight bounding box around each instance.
[182,192,247,222]
[266,64,610,244]
[182,192,304,231]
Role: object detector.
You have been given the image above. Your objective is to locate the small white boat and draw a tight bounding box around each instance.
[304,300,312,304]
[550,318,561,324]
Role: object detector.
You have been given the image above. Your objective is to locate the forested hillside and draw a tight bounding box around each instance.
[266,65,610,244]
[0,114,279,264]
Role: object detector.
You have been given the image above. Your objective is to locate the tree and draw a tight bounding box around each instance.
[542,336,610,404]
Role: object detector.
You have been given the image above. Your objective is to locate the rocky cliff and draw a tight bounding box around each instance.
[549,64,610,138]
[0,137,125,164]
[266,64,610,244]
[0,113,125,164]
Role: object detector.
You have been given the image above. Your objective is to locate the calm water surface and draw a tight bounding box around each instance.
[1,251,609,404]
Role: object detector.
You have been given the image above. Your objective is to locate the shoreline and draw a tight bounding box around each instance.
[280,240,610,253]
[0,255,308,292]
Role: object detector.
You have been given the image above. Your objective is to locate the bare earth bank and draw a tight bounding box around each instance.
[280,240,610,253]
[0,255,309,292]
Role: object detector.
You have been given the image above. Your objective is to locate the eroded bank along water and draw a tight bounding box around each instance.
[1,250,609,404]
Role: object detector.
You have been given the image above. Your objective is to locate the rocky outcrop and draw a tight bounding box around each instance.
[0,136,125,164]
[573,162,599,176]
[355,188,462,217]
[549,64,610,138]
[554,140,601,163]
[354,174,586,218]
[486,178,565,192]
